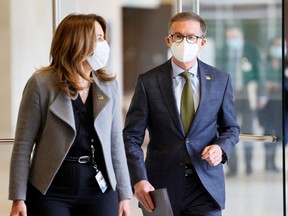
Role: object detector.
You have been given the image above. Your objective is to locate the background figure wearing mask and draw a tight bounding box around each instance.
[219,25,260,176]
[124,12,239,216]
[257,37,282,172]
[9,14,132,216]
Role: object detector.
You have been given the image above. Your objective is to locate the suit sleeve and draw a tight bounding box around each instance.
[215,75,240,160]
[123,75,149,186]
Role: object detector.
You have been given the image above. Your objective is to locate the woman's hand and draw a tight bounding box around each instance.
[118,199,131,216]
[10,200,27,216]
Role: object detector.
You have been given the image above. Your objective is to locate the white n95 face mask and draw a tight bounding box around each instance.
[170,40,199,63]
[87,40,110,71]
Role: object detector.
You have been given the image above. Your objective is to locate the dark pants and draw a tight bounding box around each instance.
[26,161,118,216]
[180,166,222,216]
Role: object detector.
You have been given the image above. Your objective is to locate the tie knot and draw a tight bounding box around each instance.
[181,72,191,81]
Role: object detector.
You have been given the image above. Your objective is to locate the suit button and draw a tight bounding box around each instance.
[185,139,189,144]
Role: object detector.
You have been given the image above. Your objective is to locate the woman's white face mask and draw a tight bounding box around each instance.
[87,40,110,71]
[170,40,199,63]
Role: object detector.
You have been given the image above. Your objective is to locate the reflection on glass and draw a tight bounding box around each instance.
[221,24,260,177]
[194,1,283,216]
[258,36,282,172]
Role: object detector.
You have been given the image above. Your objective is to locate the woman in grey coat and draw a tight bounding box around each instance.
[9,13,132,216]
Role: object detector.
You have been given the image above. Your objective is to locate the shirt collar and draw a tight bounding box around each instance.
[171,59,198,78]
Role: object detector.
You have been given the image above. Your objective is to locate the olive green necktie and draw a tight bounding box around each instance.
[180,72,195,135]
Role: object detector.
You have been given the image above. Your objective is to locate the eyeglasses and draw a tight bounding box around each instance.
[169,33,205,44]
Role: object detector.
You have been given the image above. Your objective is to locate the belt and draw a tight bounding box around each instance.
[64,156,91,164]
[185,164,195,177]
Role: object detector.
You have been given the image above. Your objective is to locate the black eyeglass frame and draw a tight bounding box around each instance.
[169,34,205,44]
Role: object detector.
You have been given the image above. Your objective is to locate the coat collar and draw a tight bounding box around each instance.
[49,73,110,131]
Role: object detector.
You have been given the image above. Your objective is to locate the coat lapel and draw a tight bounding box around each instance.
[157,61,184,135]
[49,91,76,132]
[49,74,109,133]
[92,74,109,121]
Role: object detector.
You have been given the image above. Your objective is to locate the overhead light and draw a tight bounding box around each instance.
[122,0,160,8]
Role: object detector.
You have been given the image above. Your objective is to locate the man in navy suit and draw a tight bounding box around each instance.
[123,12,240,216]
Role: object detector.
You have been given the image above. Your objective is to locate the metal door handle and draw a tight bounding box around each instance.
[0,134,278,144]
[0,138,14,144]
[239,134,278,143]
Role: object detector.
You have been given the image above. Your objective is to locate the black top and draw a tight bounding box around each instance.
[67,87,106,172]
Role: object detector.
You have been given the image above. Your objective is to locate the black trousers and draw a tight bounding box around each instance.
[180,166,222,216]
[26,161,118,216]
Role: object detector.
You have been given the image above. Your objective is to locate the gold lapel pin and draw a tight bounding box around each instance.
[98,95,104,100]
[205,76,211,80]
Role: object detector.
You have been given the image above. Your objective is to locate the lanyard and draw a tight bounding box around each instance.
[72,90,99,172]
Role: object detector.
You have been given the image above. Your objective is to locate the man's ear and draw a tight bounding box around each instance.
[200,38,207,48]
[165,36,172,47]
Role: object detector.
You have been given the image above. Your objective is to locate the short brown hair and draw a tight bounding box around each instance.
[168,12,207,36]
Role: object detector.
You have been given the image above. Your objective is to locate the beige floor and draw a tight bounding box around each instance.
[1,144,287,216]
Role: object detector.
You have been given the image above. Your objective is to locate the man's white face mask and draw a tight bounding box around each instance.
[170,40,199,63]
[87,40,110,71]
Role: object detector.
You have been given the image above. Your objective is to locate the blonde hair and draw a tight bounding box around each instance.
[37,13,115,97]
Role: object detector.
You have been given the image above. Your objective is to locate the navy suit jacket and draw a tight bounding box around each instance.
[123,59,240,212]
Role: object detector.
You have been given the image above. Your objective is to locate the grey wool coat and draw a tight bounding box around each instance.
[9,70,132,201]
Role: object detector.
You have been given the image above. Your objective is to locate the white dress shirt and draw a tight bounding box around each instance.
[171,59,200,114]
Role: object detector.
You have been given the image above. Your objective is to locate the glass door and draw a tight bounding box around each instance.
[123,0,286,215]
[182,0,285,215]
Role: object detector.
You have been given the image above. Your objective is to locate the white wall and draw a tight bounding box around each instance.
[0,0,12,137]
[9,0,53,134]
[1,0,122,135]
[0,0,52,136]
[57,0,124,101]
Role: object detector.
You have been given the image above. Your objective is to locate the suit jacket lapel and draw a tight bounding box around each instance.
[189,60,213,133]
[157,61,184,135]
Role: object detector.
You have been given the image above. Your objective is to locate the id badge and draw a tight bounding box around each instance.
[95,170,108,193]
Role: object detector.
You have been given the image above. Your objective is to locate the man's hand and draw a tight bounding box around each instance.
[134,180,155,212]
[201,144,223,166]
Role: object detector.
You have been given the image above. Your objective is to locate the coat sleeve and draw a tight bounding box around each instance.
[9,74,42,200]
[110,81,133,200]
[123,75,149,186]
[214,75,240,159]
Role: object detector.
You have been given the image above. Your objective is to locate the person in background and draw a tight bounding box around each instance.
[9,13,132,216]
[123,12,239,216]
[219,25,260,176]
[257,37,282,172]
